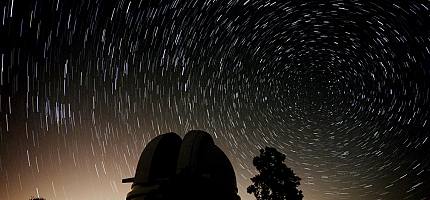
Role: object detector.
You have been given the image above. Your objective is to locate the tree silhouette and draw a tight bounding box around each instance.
[247,147,303,200]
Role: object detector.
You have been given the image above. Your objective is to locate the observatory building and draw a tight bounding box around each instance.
[122,130,241,200]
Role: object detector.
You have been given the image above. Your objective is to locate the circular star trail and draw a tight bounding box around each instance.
[1,0,429,199]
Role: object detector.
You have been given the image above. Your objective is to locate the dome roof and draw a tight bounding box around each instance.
[124,130,240,200]
[133,132,182,185]
[176,130,237,192]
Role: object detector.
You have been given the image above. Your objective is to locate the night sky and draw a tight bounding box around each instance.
[1,0,430,199]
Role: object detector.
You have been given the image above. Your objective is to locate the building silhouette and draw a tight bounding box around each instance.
[123,130,240,200]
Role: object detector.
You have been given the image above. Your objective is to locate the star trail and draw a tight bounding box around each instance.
[1,0,429,199]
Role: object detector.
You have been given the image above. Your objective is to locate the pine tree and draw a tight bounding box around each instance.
[247,147,303,200]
